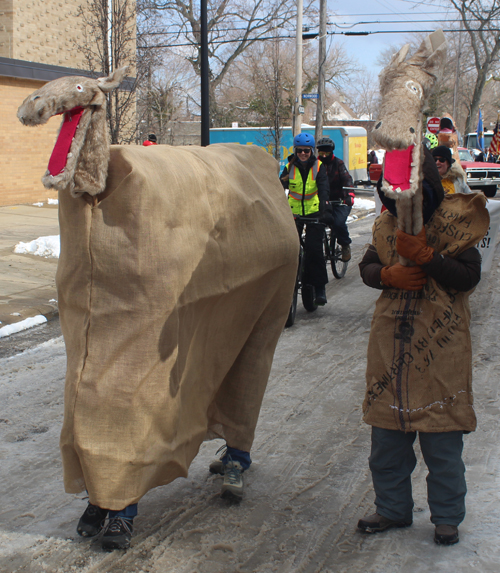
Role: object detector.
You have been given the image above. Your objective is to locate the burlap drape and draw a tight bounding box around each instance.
[57,143,299,510]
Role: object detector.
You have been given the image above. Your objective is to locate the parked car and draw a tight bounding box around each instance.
[458,147,499,198]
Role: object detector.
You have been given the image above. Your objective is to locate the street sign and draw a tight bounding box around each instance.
[427,117,440,134]
[298,105,305,115]
[302,93,319,99]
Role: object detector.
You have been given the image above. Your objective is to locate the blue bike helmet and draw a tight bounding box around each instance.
[293,132,315,148]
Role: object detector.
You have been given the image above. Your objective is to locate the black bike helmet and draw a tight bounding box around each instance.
[316,136,335,151]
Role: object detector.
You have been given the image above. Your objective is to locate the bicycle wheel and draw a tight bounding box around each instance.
[322,229,331,263]
[330,234,348,279]
[301,284,318,312]
[285,287,298,327]
[285,247,303,327]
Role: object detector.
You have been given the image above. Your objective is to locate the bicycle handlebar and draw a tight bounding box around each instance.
[293,215,325,225]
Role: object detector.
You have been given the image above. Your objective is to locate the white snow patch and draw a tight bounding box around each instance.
[353,197,375,210]
[47,198,58,205]
[0,315,47,338]
[14,235,60,258]
[32,202,43,207]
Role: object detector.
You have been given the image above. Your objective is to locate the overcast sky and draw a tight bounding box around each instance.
[318,0,457,72]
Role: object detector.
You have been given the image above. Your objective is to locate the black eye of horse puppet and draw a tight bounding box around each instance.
[18,69,299,514]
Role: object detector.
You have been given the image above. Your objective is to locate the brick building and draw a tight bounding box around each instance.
[0,0,136,206]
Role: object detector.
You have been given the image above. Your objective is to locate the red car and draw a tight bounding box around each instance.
[369,147,499,198]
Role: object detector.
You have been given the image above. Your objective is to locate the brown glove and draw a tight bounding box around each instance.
[380,263,427,291]
[396,227,434,265]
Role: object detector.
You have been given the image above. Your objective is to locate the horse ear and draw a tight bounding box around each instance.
[97,66,129,93]
[408,30,447,81]
[389,44,410,67]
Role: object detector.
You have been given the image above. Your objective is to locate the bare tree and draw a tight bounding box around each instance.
[237,38,295,158]
[75,0,138,143]
[344,71,380,121]
[138,0,304,126]
[447,0,500,133]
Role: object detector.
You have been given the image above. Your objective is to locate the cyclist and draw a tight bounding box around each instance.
[316,137,354,262]
[280,132,330,305]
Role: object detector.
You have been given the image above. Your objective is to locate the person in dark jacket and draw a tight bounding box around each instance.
[280,132,330,305]
[143,133,158,146]
[356,146,489,546]
[316,137,354,262]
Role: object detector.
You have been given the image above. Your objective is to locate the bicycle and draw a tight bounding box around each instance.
[285,207,349,327]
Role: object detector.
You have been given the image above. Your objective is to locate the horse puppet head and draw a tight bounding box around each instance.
[17,67,128,198]
[373,30,447,234]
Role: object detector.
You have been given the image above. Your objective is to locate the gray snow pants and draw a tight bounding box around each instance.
[369,427,467,526]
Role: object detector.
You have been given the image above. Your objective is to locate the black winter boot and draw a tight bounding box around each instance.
[434,524,459,545]
[77,503,108,537]
[315,286,327,306]
[102,516,134,550]
[357,512,412,533]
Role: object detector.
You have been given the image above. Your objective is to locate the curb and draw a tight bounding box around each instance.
[0,303,59,329]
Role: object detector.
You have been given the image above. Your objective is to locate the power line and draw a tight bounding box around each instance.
[138,26,497,50]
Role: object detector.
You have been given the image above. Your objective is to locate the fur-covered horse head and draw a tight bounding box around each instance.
[373,30,447,235]
[17,67,128,198]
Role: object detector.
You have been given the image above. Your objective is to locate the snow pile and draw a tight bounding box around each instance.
[14,236,60,258]
[353,197,375,210]
[32,198,58,207]
[0,315,47,338]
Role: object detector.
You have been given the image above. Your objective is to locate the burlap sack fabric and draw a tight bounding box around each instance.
[364,193,489,433]
[57,143,299,510]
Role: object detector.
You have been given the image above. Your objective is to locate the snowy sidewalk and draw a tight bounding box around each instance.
[0,203,59,336]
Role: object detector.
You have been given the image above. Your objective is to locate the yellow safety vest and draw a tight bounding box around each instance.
[287,160,321,216]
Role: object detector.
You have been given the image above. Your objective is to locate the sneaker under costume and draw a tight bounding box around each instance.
[358,154,489,528]
[54,143,299,511]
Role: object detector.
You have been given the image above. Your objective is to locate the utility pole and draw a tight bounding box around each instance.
[200,0,210,146]
[292,0,303,137]
[315,0,327,143]
[452,20,463,121]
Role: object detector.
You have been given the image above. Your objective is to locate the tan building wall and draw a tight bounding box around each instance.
[0,76,59,205]
[0,0,87,67]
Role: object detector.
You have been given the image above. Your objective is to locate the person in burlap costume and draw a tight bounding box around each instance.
[357,146,489,545]
[18,69,299,551]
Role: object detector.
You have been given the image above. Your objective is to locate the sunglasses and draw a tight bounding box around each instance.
[296,148,311,154]
[434,157,448,163]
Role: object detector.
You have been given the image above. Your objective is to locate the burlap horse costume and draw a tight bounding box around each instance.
[365,30,490,433]
[18,69,299,510]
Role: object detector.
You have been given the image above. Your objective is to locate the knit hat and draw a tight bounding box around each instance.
[432,145,454,165]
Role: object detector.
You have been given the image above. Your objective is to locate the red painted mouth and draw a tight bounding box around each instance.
[383,145,414,192]
[47,107,85,176]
